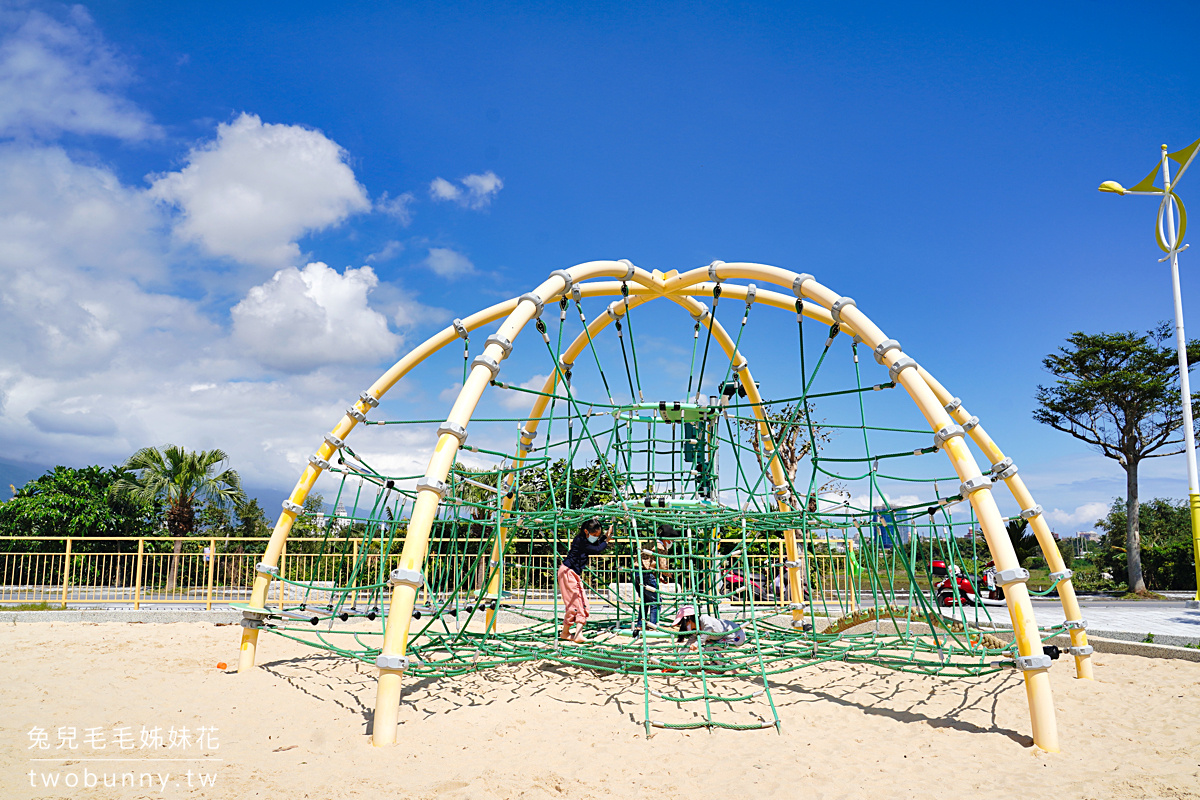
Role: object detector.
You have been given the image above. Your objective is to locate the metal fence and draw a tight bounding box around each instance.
[0,536,858,610]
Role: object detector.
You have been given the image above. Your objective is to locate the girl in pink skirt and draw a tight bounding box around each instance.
[557,518,615,643]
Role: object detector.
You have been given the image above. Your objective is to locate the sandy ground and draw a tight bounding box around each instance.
[3,621,1200,800]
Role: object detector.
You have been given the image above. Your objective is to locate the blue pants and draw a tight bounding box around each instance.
[633,571,659,629]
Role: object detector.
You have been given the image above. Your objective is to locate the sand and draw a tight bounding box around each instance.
[3,621,1199,799]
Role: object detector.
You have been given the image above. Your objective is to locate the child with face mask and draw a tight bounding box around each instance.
[557,518,615,643]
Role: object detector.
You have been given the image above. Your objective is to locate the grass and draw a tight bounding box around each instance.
[0,602,57,611]
[1120,590,1167,600]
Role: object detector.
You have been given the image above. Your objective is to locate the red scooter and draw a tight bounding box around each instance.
[931,560,1006,607]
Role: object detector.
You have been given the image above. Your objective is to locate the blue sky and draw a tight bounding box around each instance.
[2,1,1199,531]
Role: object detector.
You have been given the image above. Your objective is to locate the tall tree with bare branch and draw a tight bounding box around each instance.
[1034,323,1200,594]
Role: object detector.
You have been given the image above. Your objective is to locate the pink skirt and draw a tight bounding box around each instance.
[557,565,589,626]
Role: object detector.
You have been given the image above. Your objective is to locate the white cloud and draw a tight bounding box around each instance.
[394,294,450,330]
[0,143,197,377]
[376,191,414,225]
[424,247,475,278]
[1045,501,1110,530]
[148,113,370,268]
[0,6,158,140]
[428,170,503,209]
[231,262,401,373]
[498,374,550,410]
[365,239,403,263]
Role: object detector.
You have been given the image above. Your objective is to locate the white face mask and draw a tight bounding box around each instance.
[587,535,600,543]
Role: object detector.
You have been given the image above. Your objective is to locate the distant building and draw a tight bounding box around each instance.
[870,505,909,548]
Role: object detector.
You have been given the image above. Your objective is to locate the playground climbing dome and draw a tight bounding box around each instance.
[234,260,1095,752]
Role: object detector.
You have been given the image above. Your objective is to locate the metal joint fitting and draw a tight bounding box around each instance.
[944,397,962,413]
[389,567,424,588]
[707,260,724,281]
[888,356,918,382]
[436,421,468,445]
[619,259,636,280]
[1068,645,1093,657]
[255,562,280,577]
[359,390,380,408]
[518,292,544,318]
[783,560,802,569]
[958,476,992,497]
[732,359,749,374]
[873,339,901,365]
[691,306,711,322]
[1064,618,1087,630]
[472,353,501,379]
[830,297,856,324]
[790,619,808,629]
[788,603,804,611]
[282,499,303,514]
[1015,654,1052,671]
[376,654,410,671]
[346,406,367,423]
[995,567,1030,587]
[792,273,814,297]
[240,618,263,629]
[324,432,345,449]
[571,285,582,304]
[452,318,469,340]
[1020,505,1043,521]
[606,302,622,320]
[991,457,1017,481]
[240,606,270,620]
[962,415,980,433]
[559,358,573,372]
[485,333,513,357]
[1050,569,1074,582]
[520,426,538,441]
[550,269,573,295]
[933,424,965,449]
[415,477,448,498]
[308,453,331,471]
[745,283,757,305]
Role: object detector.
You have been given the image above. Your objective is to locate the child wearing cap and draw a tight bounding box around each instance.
[671,604,747,650]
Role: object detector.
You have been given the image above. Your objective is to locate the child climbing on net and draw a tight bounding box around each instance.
[631,523,677,637]
[670,604,747,651]
[557,518,615,643]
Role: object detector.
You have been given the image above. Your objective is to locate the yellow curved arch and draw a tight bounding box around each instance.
[234,259,1066,752]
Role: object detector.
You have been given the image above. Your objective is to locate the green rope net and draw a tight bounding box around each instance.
[252,287,1064,734]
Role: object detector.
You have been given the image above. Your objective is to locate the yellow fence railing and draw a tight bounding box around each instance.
[0,536,863,610]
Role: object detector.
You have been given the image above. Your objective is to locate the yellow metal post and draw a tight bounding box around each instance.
[277,539,286,611]
[205,538,216,611]
[1191,492,1200,604]
[60,538,71,608]
[134,539,144,610]
[353,537,360,609]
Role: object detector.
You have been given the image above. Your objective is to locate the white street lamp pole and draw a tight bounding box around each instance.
[1101,140,1200,606]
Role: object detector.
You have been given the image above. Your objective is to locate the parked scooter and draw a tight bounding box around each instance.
[931,560,1006,607]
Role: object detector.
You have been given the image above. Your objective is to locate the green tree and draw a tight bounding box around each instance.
[1095,497,1195,590]
[1034,323,1200,594]
[0,465,156,549]
[112,446,244,592]
[738,402,839,499]
[1005,518,1040,567]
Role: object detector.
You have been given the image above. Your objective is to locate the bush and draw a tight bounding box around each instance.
[1068,567,1124,594]
[1096,497,1196,591]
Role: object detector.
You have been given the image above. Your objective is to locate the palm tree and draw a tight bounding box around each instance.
[112,446,244,592]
